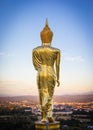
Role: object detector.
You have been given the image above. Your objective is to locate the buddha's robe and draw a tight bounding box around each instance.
[32,46,60,117]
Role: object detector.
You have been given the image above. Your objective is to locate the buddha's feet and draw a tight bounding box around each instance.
[47,117,54,123]
[41,118,47,123]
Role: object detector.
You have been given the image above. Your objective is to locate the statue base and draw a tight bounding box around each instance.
[35,121,60,130]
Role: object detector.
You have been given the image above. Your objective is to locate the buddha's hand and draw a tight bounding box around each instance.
[56,80,60,87]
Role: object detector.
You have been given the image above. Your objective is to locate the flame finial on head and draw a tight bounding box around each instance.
[40,19,53,43]
[45,18,48,26]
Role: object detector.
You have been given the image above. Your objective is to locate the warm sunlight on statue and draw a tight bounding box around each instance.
[32,19,61,123]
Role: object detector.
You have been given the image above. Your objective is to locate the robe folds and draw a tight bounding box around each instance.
[32,46,60,116]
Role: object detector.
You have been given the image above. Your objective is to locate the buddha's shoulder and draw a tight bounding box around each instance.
[50,47,61,53]
[33,46,61,53]
[32,46,42,52]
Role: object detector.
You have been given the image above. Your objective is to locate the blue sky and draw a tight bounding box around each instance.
[0,0,93,96]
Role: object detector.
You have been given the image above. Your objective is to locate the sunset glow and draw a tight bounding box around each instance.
[0,0,93,96]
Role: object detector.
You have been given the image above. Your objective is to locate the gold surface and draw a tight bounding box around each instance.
[40,19,53,43]
[35,121,60,130]
[32,19,61,122]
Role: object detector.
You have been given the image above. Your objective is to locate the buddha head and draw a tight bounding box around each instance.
[40,19,53,45]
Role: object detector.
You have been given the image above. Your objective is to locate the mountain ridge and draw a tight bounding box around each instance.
[0,94,93,103]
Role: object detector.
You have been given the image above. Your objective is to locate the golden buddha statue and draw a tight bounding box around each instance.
[32,19,61,123]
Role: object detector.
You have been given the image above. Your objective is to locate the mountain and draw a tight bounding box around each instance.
[0,94,93,103]
[54,95,93,103]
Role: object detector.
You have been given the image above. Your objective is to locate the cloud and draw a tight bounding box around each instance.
[64,55,85,62]
[0,52,15,57]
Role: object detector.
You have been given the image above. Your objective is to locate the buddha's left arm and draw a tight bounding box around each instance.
[32,50,41,71]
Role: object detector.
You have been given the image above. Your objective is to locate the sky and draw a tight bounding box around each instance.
[0,0,93,96]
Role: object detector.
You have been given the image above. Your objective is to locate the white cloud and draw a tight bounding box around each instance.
[64,55,85,62]
[0,52,15,57]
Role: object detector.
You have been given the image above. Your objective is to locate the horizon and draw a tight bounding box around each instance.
[0,0,93,96]
[0,92,93,97]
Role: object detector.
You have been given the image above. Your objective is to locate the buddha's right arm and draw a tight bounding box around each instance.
[56,50,61,86]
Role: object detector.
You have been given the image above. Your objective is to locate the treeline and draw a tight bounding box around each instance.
[0,107,32,115]
[0,114,38,130]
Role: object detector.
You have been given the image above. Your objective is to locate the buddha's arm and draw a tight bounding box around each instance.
[56,50,61,86]
[32,50,41,71]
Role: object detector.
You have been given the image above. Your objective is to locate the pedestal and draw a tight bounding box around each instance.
[35,121,60,130]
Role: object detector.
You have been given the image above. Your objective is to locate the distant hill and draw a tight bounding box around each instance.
[54,95,93,103]
[0,95,93,103]
[0,96,39,104]
[83,91,93,95]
